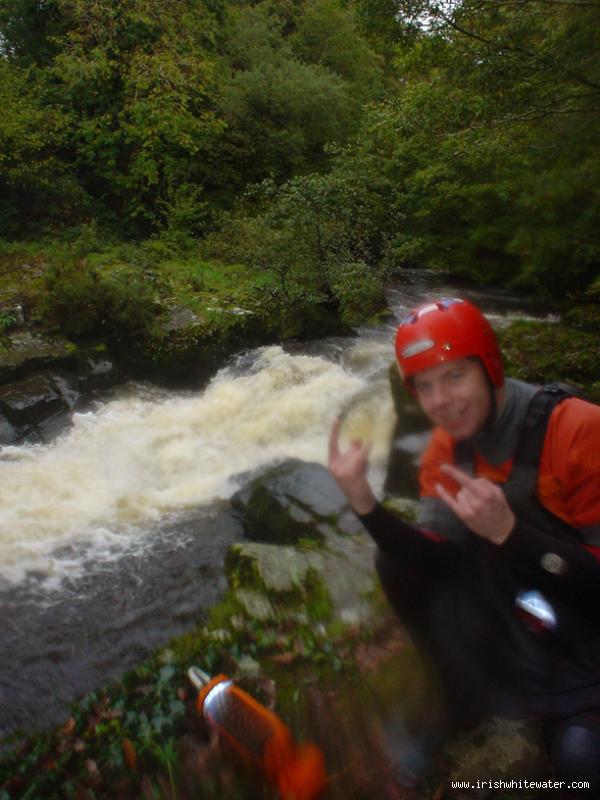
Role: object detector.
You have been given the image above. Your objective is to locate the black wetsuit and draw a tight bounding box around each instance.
[360,381,600,787]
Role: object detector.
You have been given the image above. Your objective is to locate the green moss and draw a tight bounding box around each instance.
[499,319,600,400]
[225,545,267,594]
[381,496,418,522]
[206,590,246,631]
[302,569,334,621]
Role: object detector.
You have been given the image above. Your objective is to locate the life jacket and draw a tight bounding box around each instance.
[447,384,600,717]
[454,383,584,544]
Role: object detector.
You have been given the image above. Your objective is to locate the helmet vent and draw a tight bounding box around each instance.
[402,338,435,358]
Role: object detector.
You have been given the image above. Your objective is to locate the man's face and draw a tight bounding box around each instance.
[412,357,491,441]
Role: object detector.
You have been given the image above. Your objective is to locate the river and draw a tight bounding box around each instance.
[0,274,551,741]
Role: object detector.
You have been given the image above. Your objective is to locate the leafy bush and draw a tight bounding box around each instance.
[500,320,600,400]
[39,260,160,347]
[0,311,16,335]
[326,260,385,324]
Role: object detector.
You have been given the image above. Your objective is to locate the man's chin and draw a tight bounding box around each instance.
[441,420,476,441]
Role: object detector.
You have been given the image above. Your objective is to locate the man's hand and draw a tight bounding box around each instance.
[328,417,377,515]
[435,463,515,545]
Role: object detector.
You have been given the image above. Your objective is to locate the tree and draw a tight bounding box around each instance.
[0,59,84,234]
[316,0,600,296]
[210,2,377,189]
[44,0,225,232]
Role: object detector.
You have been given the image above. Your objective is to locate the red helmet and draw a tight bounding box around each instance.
[394,298,503,388]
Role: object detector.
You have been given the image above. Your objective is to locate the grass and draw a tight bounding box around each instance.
[0,236,265,319]
[0,235,283,374]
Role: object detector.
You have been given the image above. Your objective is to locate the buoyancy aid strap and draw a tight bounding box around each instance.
[454,383,580,475]
[514,383,578,470]
[453,384,582,544]
[504,384,586,543]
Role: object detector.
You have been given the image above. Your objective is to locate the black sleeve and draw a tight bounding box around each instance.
[497,518,600,606]
[357,502,460,571]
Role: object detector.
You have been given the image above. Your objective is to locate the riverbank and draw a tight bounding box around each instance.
[0,232,376,445]
[2,234,599,448]
[2,255,599,798]
[0,234,382,389]
[0,461,551,800]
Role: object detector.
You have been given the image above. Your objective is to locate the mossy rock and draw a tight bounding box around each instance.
[0,330,77,384]
[382,497,419,522]
[232,459,362,545]
[225,542,325,596]
[0,371,69,427]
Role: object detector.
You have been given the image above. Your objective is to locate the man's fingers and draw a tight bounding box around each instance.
[435,482,461,514]
[328,416,341,461]
[440,462,479,490]
[440,464,491,498]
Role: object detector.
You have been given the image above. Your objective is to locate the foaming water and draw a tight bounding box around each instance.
[1,275,555,739]
[0,345,395,585]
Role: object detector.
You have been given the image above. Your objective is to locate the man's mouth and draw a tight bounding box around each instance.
[439,408,467,428]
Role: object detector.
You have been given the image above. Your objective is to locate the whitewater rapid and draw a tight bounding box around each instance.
[0,344,396,585]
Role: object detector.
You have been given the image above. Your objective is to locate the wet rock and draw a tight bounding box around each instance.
[228,460,379,623]
[226,542,324,595]
[77,354,118,394]
[161,306,201,334]
[231,459,358,545]
[0,336,118,444]
[0,413,17,444]
[0,331,77,384]
[227,534,377,624]
[0,372,70,428]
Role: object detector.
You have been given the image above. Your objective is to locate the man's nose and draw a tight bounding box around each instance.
[429,382,451,409]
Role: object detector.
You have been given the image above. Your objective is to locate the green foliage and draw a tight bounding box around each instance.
[203,171,387,327]
[288,0,385,99]
[1,0,385,238]
[0,311,16,335]
[500,320,600,400]
[0,60,86,235]
[272,0,600,298]
[212,1,372,188]
[3,0,600,303]
[47,0,225,233]
[39,258,160,346]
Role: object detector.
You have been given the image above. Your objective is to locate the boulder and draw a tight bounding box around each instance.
[0,372,71,428]
[229,459,379,623]
[231,459,364,545]
[0,328,119,444]
[0,331,77,384]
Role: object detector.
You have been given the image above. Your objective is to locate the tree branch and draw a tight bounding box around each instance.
[429,4,600,91]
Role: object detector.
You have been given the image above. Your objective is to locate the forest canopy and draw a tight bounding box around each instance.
[1,0,599,299]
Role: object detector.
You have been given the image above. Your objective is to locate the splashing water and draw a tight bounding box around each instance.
[0,346,395,584]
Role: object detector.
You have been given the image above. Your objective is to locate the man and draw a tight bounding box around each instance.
[328,297,600,786]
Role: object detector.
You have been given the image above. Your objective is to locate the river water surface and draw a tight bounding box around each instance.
[0,275,551,740]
